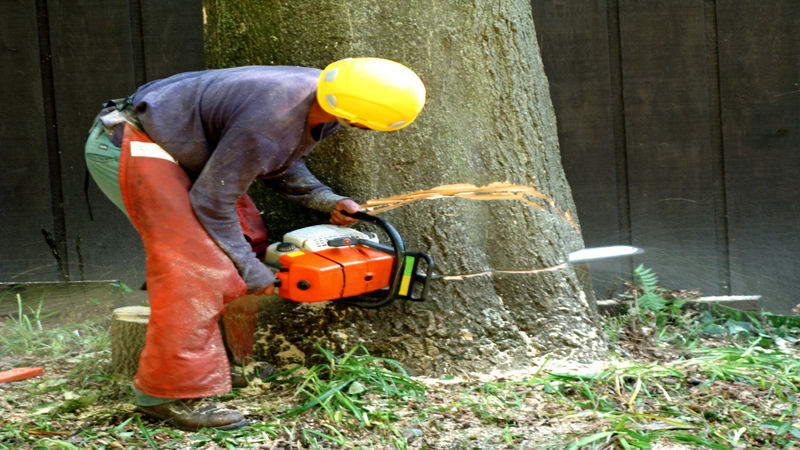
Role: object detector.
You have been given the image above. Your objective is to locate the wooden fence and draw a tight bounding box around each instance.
[1,0,797,313]
[0,0,204,288]
[531,0,800,312]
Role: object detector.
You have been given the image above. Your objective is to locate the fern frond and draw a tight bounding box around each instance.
[638,291,667,312]
[634,264,659,290]
[632,265,667,312]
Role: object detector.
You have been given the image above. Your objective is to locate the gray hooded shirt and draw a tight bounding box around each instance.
[132,66,343,291]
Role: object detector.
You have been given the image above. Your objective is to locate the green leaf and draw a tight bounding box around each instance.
[634,264,659,289]
[622,430,651,442]
[762,419,784,429]
[577,431,615,445]
[189,436,212,441]
[725,321,753,335]
[638,292,667,312]
[135,414,159,450]
[776,421,792,435]
[765,314,800,329]
[672,433,729,450]
[704,324,727,335]
[281,380,351,418]
[347,381,366,396]
[565,432,615,449]
[31,402,59,415]
[60,395,98,413]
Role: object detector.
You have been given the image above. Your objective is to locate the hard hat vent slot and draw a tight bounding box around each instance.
[325,94,338,109]
[323,68,339,82]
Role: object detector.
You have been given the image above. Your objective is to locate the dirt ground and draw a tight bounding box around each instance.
[1,306,799,449]
[0,354,694,449]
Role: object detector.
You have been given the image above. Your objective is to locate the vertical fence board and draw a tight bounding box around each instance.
[617,1,725,294]
[140,0,206,81]
[531,0,627,296]
[0,1,59,282]
[46,0,146,285]
[717,1,800,313]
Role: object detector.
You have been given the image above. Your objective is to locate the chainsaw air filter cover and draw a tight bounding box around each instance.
[282,225,378,252]
[264,225,378,269]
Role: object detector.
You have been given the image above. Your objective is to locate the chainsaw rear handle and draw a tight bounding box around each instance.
[331,210,434,309]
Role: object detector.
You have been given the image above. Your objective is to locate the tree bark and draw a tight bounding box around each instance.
[204,0,606,375]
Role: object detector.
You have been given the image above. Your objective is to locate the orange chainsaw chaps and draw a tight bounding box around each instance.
[276,247,393,302]
[235,194,268,261]
[225,194,268,364]
[120,125,248,399]
[221,294,261,365]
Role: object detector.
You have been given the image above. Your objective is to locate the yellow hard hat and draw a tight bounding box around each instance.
[317,58,426,131]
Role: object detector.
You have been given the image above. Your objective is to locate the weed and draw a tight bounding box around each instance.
[457,382,523,425]
[282,342,425,428]
[530,265,800,449]
[0,294,110,359]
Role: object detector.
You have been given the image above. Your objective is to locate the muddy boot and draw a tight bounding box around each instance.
[138,398,248,431]
[230,364,278,388]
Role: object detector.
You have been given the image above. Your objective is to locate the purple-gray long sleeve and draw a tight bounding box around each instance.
[131,66,341,291]
[266,160,349,212]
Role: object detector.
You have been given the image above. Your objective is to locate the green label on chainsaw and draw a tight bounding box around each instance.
[399,256,415,296]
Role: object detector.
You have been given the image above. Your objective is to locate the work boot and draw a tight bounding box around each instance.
[230,364,278,388]
[137,398,248,431]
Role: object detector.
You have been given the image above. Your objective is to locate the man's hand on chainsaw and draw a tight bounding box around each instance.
[251,284,275,296]
[330,199,362,226]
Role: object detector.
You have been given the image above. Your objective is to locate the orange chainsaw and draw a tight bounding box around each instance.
[265,211,434,309]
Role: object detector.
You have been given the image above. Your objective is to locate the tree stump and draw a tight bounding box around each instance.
[110,306,150,377]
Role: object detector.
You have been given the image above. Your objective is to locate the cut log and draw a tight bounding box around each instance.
[110,306,150,377]
[596,295,762,318]
[596,299,625,317]
[688,295,762,312]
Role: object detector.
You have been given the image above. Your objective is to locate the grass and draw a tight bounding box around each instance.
[1,267,799,449]
[527,340,800,449]
[0,292,110,359]
[283,342,426,428]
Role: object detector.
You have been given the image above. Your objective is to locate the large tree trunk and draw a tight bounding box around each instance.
[204,0,606,375]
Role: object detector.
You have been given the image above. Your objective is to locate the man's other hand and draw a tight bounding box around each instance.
[250,284,275,296]
[330,199,362,225]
